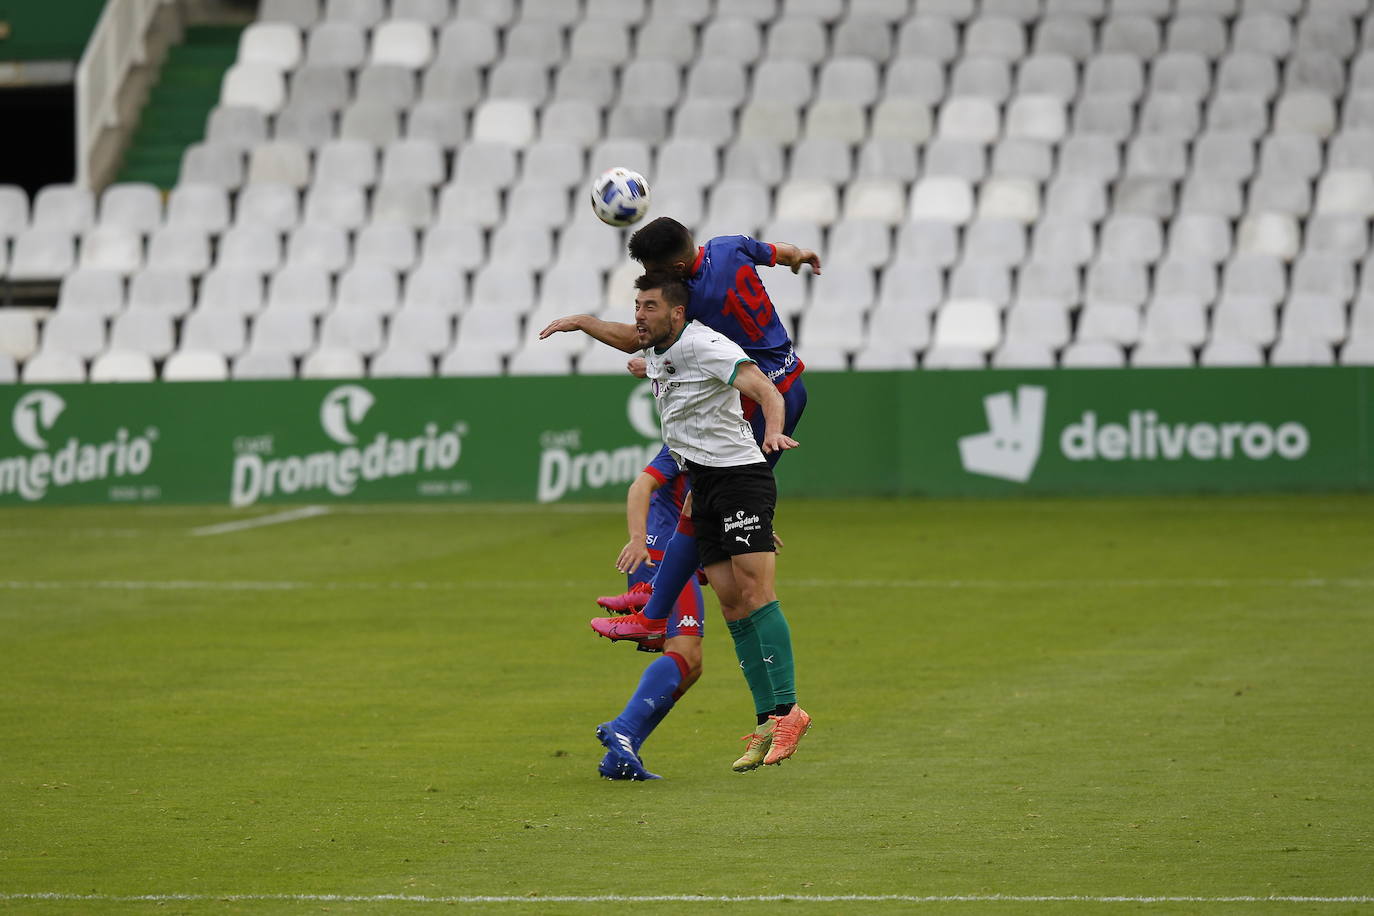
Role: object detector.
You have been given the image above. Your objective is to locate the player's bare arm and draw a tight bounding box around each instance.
[732,363,799,455]
[616,472,659,575]
[771,241,822,276]
[537,314,641,353]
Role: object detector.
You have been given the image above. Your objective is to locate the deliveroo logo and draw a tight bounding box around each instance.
[958,385,1047,483]
[13,390,66,449]
[319,385,375,445]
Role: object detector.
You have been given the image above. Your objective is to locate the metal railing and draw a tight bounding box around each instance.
[74,0,169,190]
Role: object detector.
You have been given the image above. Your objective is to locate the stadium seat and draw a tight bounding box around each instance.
[232,347,297,379]
[267,265,332,317]
[199,266,265,315]
[220,63,288,113]
[854,343,918,371]
[57,269,124,317]
[1211,296,1277,346]
[1015,259,1080,306]
[1280,293,1349,344]
[0,311,40,361]
[1005,298,1072,347]
[370,343,434,377]
[273,107,335,148]
[250,304,317,355]
[921,346,986,369]
[932,299,1001,353]
[1270,335,1335,366]
[109,309,175,359]
[864,296,933,351]
[78,226,143,275]
[286,223,351,273]
[301,345,366,378]
[353,223,418,271]
[387,304,453,356]
[7,229,74,280]
[237,181,301,230]
[163,350,231,381]
[238,21,304,70]
[991,339,1057,368]
[145,226,213,274]
[371,19,434,68]
[320,308,385,355]
[1130,340,1195,367]
[181,309,248,357]
[40,310,106,359]
[22,349,87,383]
[1077,303,1141,345]
[1061,339,1125,367]
[403,262,467,313]
[1153,259,1217,304]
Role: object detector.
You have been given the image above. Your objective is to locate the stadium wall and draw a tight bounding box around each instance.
[0,368,1369,506]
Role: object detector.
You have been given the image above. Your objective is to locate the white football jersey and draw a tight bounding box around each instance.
[644,320,764,468]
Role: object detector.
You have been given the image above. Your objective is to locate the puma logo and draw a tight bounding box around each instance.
[735,534,751,545]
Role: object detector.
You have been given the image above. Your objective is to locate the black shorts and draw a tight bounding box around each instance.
[686,460,777,568]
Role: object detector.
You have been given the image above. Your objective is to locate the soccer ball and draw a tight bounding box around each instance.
[590,167,651,227]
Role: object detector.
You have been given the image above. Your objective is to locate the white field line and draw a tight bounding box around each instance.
[2,577,1373,593]
[2,893,1371,905]
[189,506,331,537]
[0,528,144,538]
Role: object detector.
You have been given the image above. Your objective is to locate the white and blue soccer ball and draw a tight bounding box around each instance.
[590,167,651,227]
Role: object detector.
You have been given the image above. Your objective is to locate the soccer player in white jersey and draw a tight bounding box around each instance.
[594,271,812,778]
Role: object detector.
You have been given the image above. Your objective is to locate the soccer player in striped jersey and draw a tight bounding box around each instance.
[589,272,810,779]
[539,217,819,653]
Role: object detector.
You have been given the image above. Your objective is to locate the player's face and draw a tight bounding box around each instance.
[634,289,677,348]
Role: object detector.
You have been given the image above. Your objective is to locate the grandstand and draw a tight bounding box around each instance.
[2,0,1374,383]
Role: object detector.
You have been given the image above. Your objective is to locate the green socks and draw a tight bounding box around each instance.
[726,600,798,718]
[727,614,775,718]
[750,600,797,708]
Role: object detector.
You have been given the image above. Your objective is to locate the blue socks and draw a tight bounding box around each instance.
[611,654,683,749]
[642,527,699,621]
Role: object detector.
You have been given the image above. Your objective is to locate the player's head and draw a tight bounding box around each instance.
[633,270,689,349]
[628,217,696,275]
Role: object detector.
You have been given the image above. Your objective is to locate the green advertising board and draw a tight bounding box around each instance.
[0,376,661,506]
[0,368,1370,506]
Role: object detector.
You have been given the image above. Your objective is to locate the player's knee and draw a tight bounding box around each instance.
[666,639,703,684]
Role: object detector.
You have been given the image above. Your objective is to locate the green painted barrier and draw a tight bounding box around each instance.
[0,368,1370,506]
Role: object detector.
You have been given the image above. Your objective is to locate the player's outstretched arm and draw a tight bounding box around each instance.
[732,362,800,455]
[616,472,660,575]
[537,314,641,353]
[770,241,822,276]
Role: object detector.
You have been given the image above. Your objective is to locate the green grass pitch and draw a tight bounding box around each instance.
[1,495,1371,915]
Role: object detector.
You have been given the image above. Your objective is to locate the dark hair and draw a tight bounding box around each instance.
[628,217,694,271]
[635,270,689,308]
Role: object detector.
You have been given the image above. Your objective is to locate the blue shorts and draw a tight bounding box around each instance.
[742,376,807,467]
[629,546,705,639]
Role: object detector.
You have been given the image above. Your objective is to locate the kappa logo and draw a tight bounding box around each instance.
[679,615,700,629]
[12,390,66,450]
[319,385,374,445]
[959,385,1047,483]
